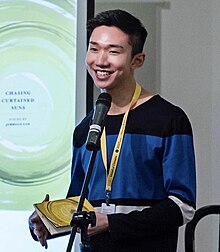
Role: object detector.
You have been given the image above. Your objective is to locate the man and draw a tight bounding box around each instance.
[29,9,196,251]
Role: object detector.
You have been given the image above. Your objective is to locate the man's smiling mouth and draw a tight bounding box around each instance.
[96,70,113,76]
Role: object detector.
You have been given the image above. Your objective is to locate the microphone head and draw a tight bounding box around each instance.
[96,92,112,109]
[86,92,111,151]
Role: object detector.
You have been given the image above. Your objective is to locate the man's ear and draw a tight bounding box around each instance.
[131,53,145,69]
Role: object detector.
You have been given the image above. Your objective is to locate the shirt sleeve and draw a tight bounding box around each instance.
[162,112,196,208]
[169,195,195,224]
[108,198,183,241]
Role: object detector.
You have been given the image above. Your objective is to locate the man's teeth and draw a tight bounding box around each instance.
[96,71,111,76]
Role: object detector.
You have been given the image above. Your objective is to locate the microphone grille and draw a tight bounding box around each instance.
[96,92,112,108]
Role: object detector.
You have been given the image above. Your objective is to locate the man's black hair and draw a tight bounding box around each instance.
[87,9,148,57]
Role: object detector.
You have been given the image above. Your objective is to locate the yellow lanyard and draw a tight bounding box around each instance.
[100,83,142,204]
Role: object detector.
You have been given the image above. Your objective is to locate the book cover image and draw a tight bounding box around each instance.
[34,197,95,235]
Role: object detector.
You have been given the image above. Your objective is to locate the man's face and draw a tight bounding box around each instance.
[86,25,134,91]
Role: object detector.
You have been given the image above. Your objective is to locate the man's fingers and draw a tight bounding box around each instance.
[35,228,48,248]
[44,194,49,202]
[30,212,39,223]
[29,195,49,249]
[44,241,48,249]
[39,235,47,248]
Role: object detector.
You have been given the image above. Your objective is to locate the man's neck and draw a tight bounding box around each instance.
[106,86,154,115]
[106,82,136,115]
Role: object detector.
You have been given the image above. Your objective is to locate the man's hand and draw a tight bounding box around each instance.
[29,194,49,249]
[87,212,109,237]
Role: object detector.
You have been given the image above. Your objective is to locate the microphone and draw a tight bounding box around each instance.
[86,92,112,151]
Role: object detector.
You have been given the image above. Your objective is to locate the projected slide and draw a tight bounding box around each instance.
[0,0,77,210]
[0,1,78,251]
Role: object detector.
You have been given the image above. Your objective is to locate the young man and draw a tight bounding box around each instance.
[29,9,196,251]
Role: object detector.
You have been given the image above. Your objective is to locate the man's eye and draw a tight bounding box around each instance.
[90,47,98,52]
[110,50,119,54]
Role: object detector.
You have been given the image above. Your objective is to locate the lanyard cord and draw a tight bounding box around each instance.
[100,83,142,204]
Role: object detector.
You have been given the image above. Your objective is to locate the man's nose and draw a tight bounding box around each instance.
[96,51,109,66]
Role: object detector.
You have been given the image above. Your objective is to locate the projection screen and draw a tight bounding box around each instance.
[0,0,91,251]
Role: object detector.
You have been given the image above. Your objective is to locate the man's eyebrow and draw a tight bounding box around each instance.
[89,41,124,49]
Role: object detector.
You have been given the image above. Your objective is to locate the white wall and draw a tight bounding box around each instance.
[160,1,214,251]
[212,0,220,205]
[95,0,220,251]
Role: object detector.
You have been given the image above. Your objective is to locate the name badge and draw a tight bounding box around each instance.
[101,203,116,214]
